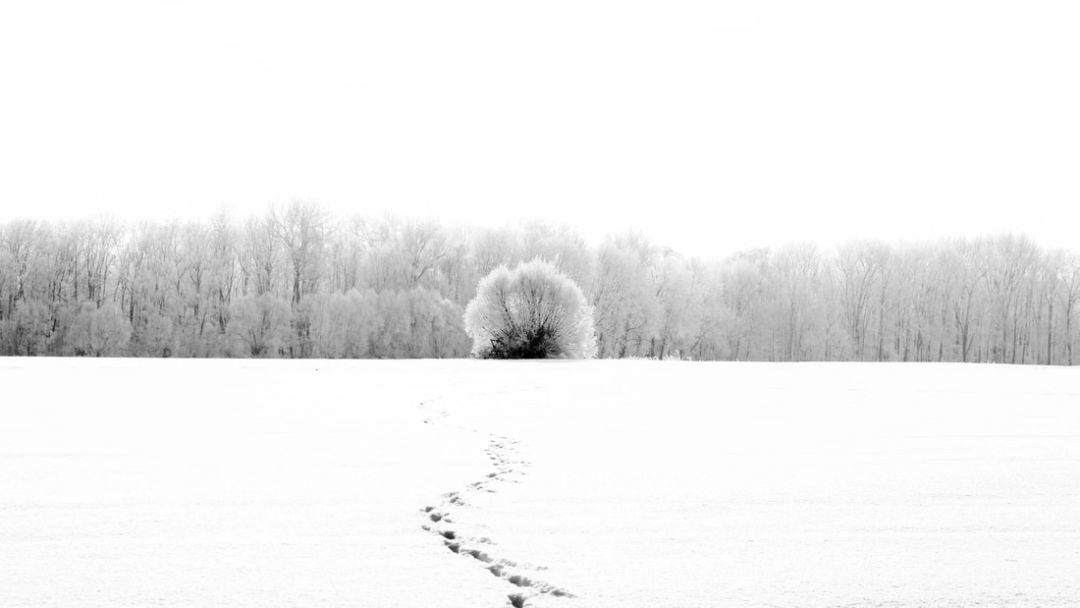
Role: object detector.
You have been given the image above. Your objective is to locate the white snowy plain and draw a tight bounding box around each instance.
[2,359,1078,608]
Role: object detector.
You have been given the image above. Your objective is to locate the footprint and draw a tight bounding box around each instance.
[507,574,533,588]
[419,401,574,603]
[463,548,493,563]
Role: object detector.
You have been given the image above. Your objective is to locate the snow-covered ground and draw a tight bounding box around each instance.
[2,359,1078,607]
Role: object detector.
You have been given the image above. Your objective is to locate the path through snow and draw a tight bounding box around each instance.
[419,396,575,608]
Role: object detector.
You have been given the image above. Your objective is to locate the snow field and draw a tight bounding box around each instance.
[3,359,1079,607]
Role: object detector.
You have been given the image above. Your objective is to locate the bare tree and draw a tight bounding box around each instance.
[272,200,330,306]
[836,241,887,360]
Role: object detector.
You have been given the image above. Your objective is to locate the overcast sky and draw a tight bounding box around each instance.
[1,1,1078,258]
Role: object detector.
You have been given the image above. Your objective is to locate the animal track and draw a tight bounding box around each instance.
[418,398,575,607]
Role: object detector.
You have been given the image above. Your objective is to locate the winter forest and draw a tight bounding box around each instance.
[1,201,1079,364]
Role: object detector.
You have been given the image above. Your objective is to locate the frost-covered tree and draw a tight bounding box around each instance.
[464,260,595,359]
[303,290,375,358]
[272,200,330,306]
[772,243,826,361]
[65,302,132,357]
[650,248,696,359]
[592,239,659,358]
[229,294,292,357]
[405,287,470,358]
[137,312,175,357]
[5,299,53,355]
[719,249,769,360]
[9,207,1080,364]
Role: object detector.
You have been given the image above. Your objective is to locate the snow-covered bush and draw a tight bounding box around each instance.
[464,259,596,359]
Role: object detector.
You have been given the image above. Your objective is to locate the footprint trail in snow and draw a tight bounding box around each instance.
[419,398,575,608]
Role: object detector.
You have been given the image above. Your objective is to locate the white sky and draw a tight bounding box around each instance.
[1,1,1078,258]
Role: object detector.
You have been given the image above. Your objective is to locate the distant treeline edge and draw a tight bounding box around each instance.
[1,203,1077,364]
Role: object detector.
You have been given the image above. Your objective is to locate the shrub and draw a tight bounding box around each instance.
[464,259,596,359]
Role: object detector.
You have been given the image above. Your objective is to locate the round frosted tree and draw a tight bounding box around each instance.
[464,259,596,359]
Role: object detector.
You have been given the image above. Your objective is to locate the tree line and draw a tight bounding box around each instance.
[2,202,1079,364]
